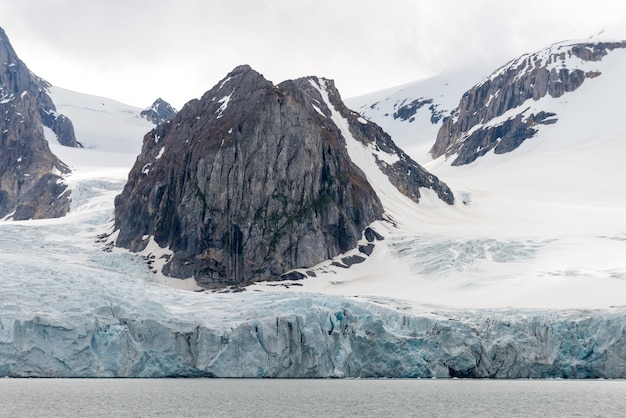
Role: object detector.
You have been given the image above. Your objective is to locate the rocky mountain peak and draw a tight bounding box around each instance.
[114,65,452,288]
[0,26,72,220]
[431,40,626,165]
[196,64,275,118]
[315,76,454,206]
[0,26,79,148]
[140,97,177,125]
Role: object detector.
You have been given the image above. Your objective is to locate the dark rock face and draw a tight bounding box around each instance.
[114,65,452,287]
[115,66,383,287]
[45,113,77,148]
[0,26,79,148]
[140,98,177,125]
[0,26,71,219]
[390,98,445,124]
[12,173,71,219]
[393,98,433,122]
[431,41,626,165]
[449,110,558,166]
[318,81,454,206]
[0,82,71,219]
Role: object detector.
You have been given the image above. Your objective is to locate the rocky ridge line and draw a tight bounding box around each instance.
[114,65,453,287]
[0,27,80,148]
[140,98,177,125]
[431,41,626,165]
[0,26,72,219]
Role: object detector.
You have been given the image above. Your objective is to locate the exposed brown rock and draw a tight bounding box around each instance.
[114,65,453,287]
[0,27,80,148]
[0,26,71,219]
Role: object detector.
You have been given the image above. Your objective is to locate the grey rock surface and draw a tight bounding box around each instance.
[114,65,452,287]
[0,26,71,219]
[431,41,626,165]
[115,65,384,287]
[140,98,177,125]
[0,26,79,148]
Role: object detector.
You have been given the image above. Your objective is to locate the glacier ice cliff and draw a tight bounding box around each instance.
[0,190,624,378]
[1,288,624,378]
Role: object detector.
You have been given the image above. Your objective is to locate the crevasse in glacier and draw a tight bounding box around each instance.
[1,172,625,378]
[2,283,625,378]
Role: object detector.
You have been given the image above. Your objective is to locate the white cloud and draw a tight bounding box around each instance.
[1,0,625,108]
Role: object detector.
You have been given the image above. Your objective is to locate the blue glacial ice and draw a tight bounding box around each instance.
[1,179,625,378]
[2,279,625,378]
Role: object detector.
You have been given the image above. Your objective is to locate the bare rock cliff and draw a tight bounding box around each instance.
[114,65,452,287]
[0,27,71,219]
[0,27,79,148]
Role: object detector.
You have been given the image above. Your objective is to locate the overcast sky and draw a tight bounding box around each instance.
[1,0,625,109]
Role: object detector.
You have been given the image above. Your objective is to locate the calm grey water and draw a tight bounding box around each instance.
[1,379,624,417]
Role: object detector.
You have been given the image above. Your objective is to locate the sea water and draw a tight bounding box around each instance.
[1,379,624,417]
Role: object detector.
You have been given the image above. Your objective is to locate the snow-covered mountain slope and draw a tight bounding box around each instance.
[424,37,626,235]
[3,252,625,378]
[431,40,626,166]
[332,34,626,310]
[2,165,625,378]
[2,31,626,376]
[6,49,626,312]
[46,86,154,170]
[346,66,488,163]
[31,89,150,228]
[39,87,155,220]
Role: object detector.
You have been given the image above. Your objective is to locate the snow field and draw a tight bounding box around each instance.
[2,53,626,376]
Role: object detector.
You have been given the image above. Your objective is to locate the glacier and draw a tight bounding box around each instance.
[2,280,625,378]
[1,59,625,378]
[1,177,624,378]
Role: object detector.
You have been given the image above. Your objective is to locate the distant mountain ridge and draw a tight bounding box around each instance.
[348,37,626,172]
[114,65,452,287]
[431,40,626,165]
[346,66,489,163]
[140,98,177,125]
[2,23,626,382]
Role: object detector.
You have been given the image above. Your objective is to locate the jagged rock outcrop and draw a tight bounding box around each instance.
[0,26,72,219]
[114,65,452,287]
[431,41,626,165]
[140,98,177,125]
[392,97,446,124]
[0,26,79,148]
[115,65,383,286]
[11,173,71,219]
[0,86,71,219]
[308,78,454,205]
